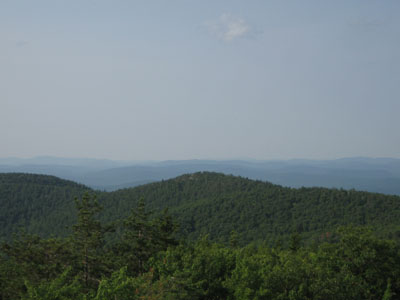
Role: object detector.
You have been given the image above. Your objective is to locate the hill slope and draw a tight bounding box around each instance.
[0,173,90,240]
[103,172,400,244]
[1,172,400,245]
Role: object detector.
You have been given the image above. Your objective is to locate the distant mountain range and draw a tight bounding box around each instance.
[1,156,400,195]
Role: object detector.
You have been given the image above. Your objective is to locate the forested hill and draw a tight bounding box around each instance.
[104,172,400,245]
[1,172,400,245]
[0,173,90,240]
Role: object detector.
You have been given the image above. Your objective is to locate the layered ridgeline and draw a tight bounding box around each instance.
[2,157,400,195]
[1,172,400,245]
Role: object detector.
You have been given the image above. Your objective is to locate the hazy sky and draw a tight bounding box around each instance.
[1,1,399,160]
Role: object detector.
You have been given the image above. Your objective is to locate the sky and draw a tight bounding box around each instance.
[1,0,399,161]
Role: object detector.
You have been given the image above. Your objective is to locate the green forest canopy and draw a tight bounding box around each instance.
[1,191,400,299]
[1,172,400,245]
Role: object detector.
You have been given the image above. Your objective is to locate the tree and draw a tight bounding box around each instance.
[1,231,74,299]
[289,232,301,252]
[22,267,83,300]
[72,192,110,291]
[117,198,178,276]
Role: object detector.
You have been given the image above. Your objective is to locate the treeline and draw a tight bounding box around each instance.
[1,193,400,299]
[2,172,400,246]
[0,193,177,299]
[105,172,400,245]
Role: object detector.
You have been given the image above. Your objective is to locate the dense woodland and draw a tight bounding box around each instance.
[0,174,87,240]
[1,172,400,299]
[1,172,400,245]
[1,194,400,299]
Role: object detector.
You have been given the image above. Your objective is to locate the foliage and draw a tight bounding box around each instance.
[0,173,89,240]
[2,172,400,299]
[151,237,236,299]
[22,267,82,300]
[2,172,400,246]
[113,199,178,276]
[72,193,113,291]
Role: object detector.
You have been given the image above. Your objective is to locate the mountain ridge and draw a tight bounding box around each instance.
[1,172,400,245]
[1,157,400,195]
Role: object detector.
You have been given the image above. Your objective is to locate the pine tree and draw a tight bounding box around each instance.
[121,198,154,275]
[72,193,109,291]
[118,198,177,276]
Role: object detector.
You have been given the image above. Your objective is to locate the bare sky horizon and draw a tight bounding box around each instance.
[1,1,399,161]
